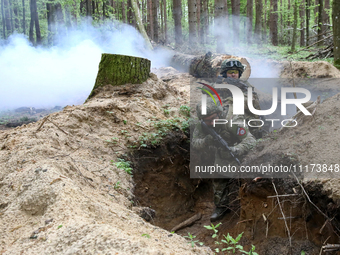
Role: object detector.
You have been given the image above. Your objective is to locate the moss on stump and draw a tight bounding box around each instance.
[87,54,151,99]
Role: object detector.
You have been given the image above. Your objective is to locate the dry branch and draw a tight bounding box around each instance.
[272,180,292,247]
[170,213,201,232]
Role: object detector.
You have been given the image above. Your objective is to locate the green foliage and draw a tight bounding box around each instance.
[183,232,204,248]
[114,181,121,190]
[105,137,119,144]
[204,223,258,254]
[141,233,150,238]
[180,105,191,117]
[204,222,221,239]
[113,158,133,175]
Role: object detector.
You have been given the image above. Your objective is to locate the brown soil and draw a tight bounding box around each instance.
[1,62,340,255]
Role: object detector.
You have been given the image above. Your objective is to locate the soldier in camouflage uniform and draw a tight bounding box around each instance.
[202,58,265,138]
[192,98,256,221]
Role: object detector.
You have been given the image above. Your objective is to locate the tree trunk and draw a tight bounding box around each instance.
[255,0,262,43]
[323,0,329,24]
[171,52,251,80]
[333,0,340,68]
[131,0,153,50]
[291,0,298,52]
[232,0,240,46]
[86,0,91,16]
[29,0,34,44]
[3,0,12,36]
[199,0,206,44]
[196,0,200,41]
[163,0,167,43]
[314,0,318,24]
[317,0,323,46]
[147,0,153,38]
[22,0,25,34]
[215,0,225,52]
[121,1,126,22]
[246,0,253,44]
[188,0,197,45]
[263,0,267,42]
[33,0,41,45]
[46,1,56,45]
[9,0,13,34]
[88,54,151,99]
[13,1,19,31]
[173,0,182,47]
[300,0,305,46]
[152,0,159,42]
[306,0,310,45]
[1,0,5,38]
[270,0,278,45]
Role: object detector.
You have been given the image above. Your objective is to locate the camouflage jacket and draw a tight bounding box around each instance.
[200,77,264,138]
[192,113,256,166]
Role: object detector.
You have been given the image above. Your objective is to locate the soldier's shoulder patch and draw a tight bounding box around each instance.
[237,127,246,136]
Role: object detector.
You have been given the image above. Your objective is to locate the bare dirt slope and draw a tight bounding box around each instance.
[1,61,340,255]
[0,71,212,255]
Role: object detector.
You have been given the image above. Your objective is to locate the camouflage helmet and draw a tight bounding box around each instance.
[220,58,245,78]
[196,97,223,119]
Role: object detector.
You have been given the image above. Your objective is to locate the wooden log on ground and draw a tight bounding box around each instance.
[170,212,202,233]
[87,54,151,100]
[170,52,251,81]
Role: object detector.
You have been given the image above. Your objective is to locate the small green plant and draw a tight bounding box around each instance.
[123,120,127,125]
[241,244,259,255]
[220,233,244,253]
[114,181,121,189]
[57,225,63,229]
[184,232,204,247]
[180,105,191,117]
[301,251,305,255]
[113,158,133,175]
[141,233,150,238]
[105,137,119,144]
[204,222,221,238]
[164,109,170,115]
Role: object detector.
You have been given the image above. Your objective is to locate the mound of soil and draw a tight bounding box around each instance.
[0,71,212,254]
[1,62,340,255]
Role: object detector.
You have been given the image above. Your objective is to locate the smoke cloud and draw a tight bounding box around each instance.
[0,20,173,110]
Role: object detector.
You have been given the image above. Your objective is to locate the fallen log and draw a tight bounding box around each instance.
[87,54,151,100]
[170,212,202,233]
[170,52,251,81]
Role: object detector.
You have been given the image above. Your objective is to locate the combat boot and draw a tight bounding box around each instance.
[210,207,228,222]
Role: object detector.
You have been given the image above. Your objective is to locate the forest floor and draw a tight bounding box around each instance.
[1,59,340,255]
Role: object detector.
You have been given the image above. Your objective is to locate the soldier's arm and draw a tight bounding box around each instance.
[228,116,256,155]
[191,123,208,150]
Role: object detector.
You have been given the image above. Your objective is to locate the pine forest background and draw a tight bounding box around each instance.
[0,0,340,66]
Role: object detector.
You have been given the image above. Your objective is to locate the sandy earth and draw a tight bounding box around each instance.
[0,71,212,255]
[1,60,340,255]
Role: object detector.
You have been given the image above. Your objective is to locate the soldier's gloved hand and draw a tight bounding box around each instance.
[230,146,240,156]
[204,134,214,146]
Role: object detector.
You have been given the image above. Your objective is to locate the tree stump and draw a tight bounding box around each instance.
[87,54,151,99]
[171,52,251,81]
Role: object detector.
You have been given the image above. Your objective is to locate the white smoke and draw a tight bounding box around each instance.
[0,20,173,110]
[212,16,281,78]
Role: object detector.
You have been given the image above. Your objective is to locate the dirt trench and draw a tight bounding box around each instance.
[132,131,340,255]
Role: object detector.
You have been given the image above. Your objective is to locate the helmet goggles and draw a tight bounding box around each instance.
[225,60,243,68]
[226,70,239,74]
